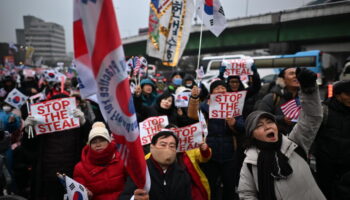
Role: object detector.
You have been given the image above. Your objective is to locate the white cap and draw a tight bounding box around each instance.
[88,122,111,144]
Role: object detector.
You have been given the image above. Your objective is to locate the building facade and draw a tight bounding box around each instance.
[16,15,67,65]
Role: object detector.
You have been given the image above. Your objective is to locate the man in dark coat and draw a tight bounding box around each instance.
[315,80,350,200]
[120,131,192,200]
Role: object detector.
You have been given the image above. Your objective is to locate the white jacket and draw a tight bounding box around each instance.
[238,88,326,200]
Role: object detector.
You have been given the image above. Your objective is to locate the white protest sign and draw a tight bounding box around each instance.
[171,122,204,152]
[139,116,169,145]
[30,97,80,135]
[222,57,254,76]
[175,92,191,107]
[209,91,247,119]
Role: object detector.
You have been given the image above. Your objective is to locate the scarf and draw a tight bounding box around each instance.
[88,141,116,166]
[252,133,293,200]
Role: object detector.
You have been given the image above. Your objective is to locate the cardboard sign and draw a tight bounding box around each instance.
[140,116,169,145]
[175,92,191,107]
[222,57,254,76]
[30,97,80,135]
[209,91,247,119]
[171,122,205,152]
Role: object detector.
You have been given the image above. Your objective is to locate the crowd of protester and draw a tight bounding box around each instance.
[0,63,349,200]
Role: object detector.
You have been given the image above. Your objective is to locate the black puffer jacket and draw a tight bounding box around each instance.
[120,157,192,200]
[315,97,350,165]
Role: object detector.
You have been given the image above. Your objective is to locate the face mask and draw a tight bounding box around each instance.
[185,83,193,88]
[2,106,11,112]
[172,78,182,86]
[151,146,176,167]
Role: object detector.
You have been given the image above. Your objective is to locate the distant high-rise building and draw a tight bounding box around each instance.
[16,15,67,65]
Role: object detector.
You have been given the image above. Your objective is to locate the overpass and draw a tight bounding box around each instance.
[123,1,350,58]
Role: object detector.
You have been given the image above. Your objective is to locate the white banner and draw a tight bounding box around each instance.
[209,91,247,119]
[30,97,79,135]
[140,116,169,145]
[147,0,194,67]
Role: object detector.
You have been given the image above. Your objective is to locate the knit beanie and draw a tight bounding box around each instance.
[88,122,111,144]
[278,67,295,78]
[245,111,276,137]
[209,78,226,94]
[140,78,155,88]
[333,80,350,95]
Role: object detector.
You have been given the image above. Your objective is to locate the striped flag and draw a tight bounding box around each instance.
[73,0,149,190]
[196,0,227,37]
[280,98,301,121]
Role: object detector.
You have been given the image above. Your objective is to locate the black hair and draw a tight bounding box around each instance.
[151,131,179,148]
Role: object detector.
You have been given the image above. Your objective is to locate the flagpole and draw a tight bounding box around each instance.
[196,4,205,72]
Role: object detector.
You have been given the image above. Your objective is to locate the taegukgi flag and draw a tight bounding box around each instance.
[73,0,150,190]
[196,0,227,37]
[5,88,28,109]
[65,175,88,200]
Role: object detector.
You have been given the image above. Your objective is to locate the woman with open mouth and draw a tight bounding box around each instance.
[237,68,326,200]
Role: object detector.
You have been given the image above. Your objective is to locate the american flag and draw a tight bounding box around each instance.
[280,98,301,121]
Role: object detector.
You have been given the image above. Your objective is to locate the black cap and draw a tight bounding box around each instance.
[333,80,350,95]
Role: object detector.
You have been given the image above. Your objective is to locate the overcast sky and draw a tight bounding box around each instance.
[0,0,310,53]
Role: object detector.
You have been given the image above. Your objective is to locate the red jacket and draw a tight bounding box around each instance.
[73,144,127,200]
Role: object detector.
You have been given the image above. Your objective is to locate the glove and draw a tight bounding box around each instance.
[24,116,37,128]
[73,108,86,125]
[296,67,317,94]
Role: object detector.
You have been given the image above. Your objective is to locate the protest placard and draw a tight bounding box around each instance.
[30,97,80,135]
[222,57,254,76]
[171,122,204,152]
[209,91,247,119]
[139,116,169,145]
[175,91,191,107]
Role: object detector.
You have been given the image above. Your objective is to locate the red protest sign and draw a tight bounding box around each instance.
[139,116,169,145]
[30,97,80,135]
[222,57,254,76]
[209,91,247,119]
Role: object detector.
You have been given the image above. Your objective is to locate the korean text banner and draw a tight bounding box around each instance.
[147,0,194,67]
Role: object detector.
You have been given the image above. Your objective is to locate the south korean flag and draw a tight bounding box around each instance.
[5,88,28,109]
[65,175,88,200]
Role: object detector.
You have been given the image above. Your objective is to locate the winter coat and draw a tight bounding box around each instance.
[120,157,192,200]
[315,97,350,199]
[181,148,212,200]
[187,98,243,162]
[238,87,325,200]
[74,144,127,200]
[0,110,21,133]
[257,84,297,134]
[31,123,90,199]
[140,79,158,107]
[315,97,350,166]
